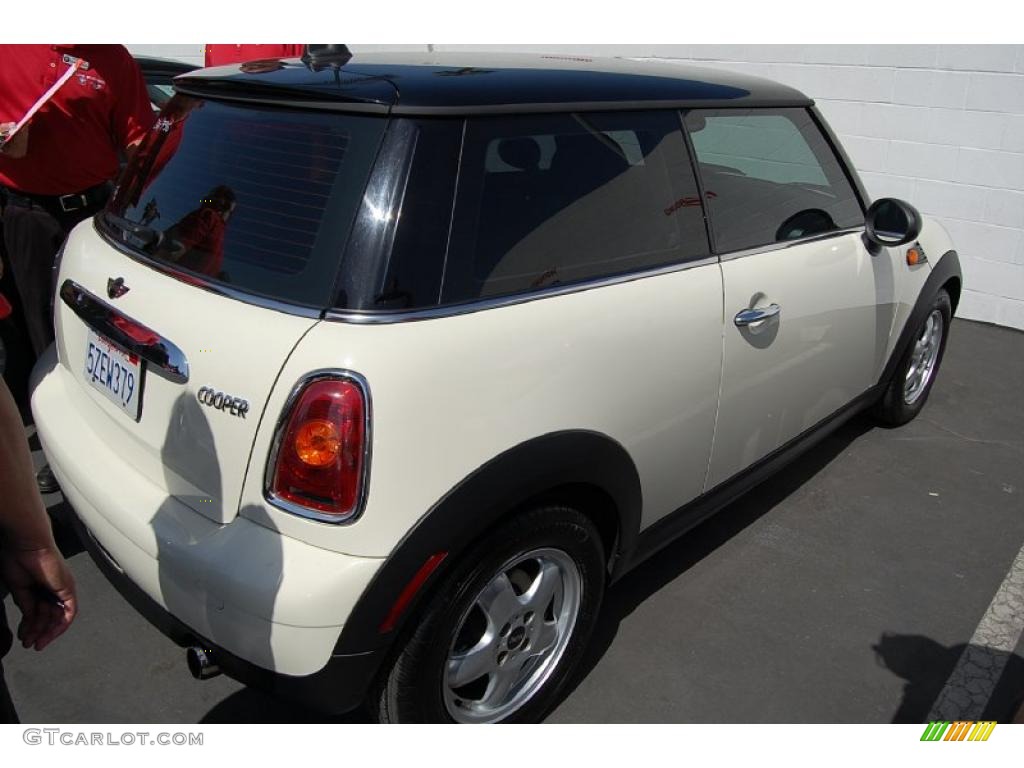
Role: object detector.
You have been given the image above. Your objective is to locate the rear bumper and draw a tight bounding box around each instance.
[71,512,381,715]
[31,346,385,707]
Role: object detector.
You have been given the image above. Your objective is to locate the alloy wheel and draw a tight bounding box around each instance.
[442,547,581,723]
[904,309,944,405]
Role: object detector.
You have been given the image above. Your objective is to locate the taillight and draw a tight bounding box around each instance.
[267,374,369,522]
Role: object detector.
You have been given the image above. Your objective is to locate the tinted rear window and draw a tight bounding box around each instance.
[104,95,386,308]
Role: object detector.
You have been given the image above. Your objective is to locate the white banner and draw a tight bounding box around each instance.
[2,723,1022,767]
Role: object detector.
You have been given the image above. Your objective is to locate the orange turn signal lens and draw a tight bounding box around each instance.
[294,419,341,467]
[270,377,367,518]
[907,247,922,266]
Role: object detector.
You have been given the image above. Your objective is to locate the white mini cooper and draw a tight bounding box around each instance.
[32,49,961,723]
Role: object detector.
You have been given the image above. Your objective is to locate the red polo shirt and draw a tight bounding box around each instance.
[172,207,227,277]
[204,44,305,67]
[0,44,154,196]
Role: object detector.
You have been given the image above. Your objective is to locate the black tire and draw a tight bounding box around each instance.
[874,289,952,427]
[370,505,605,723]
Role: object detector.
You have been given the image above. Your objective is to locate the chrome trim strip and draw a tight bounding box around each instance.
[718,227,863,262]
[59,279,190,384]
[324,255,721,324]
[322,227,862,326]
[97,213,861,330]
[93,218,323,320]
[263,369,373,526]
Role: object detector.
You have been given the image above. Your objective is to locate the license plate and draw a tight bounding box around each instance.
[83,330,143,420]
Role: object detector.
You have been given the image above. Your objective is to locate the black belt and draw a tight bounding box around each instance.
[1,183,110,214]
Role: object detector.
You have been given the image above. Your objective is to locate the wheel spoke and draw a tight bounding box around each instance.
[448,634,499,688]
[523,560,563,615]
[477,572,524,630]
[486,657,527,705]
[531,617,559,657]
[905,363,919,389]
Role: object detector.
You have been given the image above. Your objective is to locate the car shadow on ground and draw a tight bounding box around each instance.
[557,414,876,715]
[50,504,85,560]
[201,687,371,723]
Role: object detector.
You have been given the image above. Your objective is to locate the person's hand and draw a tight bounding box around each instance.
[0,545,78,651]
[0,122,29,159]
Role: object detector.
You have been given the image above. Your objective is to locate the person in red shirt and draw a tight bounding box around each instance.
[204,44,305,67]
[0,44,154,492]
[162,185,236,279]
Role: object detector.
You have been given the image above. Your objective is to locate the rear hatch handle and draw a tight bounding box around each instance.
[59,279,190,384]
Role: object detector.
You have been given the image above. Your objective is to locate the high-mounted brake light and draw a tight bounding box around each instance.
[267,375,369,522]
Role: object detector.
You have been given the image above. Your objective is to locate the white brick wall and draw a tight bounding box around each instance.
[129,43,205,67]
[129,44,1024,330]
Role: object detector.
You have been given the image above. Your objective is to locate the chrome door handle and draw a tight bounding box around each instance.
[734,303,781,327]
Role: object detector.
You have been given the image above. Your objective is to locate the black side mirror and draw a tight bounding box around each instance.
[864,198,923,248]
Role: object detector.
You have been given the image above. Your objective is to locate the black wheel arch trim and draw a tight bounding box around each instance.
[877,249,961,390]
[333,429,642,656]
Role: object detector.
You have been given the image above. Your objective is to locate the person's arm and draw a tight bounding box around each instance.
[110,46,156,155]
[122,138,144,164]
[0,379,77,651]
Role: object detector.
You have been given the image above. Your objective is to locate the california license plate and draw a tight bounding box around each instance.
[84,330,143,420]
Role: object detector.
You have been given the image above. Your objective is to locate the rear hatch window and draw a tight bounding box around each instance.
[101,95,387,308]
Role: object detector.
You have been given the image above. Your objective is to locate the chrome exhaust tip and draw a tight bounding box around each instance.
[186,645,221,680]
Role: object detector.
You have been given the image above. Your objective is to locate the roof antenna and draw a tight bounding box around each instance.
[302,44,353,70]
[302,45,353,87]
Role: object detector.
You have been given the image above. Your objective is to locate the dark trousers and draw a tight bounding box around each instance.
[0,599,16,724]
[0,663,16,724]
[1,197,98,360]
[0,665,16,724]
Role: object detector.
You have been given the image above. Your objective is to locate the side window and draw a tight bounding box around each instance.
[442,110,710,304]
[684,108,864,253]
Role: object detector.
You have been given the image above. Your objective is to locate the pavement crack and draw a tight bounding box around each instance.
[917,418,1024,454]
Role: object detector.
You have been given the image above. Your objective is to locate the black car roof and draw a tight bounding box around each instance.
[174,51,812,115]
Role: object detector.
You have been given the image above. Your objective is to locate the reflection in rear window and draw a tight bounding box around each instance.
[104,95,386,308]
